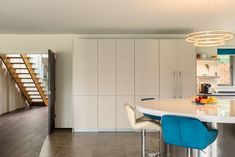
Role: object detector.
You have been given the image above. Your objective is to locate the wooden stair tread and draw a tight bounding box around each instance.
[24,90,38,92]
[16,78,32,80]
[7,57,22,59]
[25,89,46,92]
[16,77,32,79]
[11,62,35,65]
[25,86,45,89]
[10,62,25,64]
[16,77,42,79]
[16,73,30,74]
[19,82,42,84]
[7,56,30,59]
[12,67,37,70]
[20,82,34,84]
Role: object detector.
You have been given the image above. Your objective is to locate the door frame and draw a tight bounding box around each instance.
[48,49,56,134]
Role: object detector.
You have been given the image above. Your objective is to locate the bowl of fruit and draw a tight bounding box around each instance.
[194,96,217,105]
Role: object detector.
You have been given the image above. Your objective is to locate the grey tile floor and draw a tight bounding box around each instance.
[39,129,160,157]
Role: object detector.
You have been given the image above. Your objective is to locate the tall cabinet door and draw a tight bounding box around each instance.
[160,39,178,99]
[117,96,134,130]
[178,40,196,98]
[73,39,98,131]
[117,39,135,96]
[73,39,98,95]
[98,40,116,130]
[98,39,116,95]
[116,39,135,130]
[135,39,159,96]
[73,96,98,131]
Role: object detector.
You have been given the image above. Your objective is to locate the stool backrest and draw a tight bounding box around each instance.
[124,103,136,128]
[161,115,213,150]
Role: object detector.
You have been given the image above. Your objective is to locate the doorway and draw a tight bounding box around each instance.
[0,50,56,156]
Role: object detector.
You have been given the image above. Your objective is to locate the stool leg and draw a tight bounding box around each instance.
[158,130,161,157]
[141,129,146,157]
[187,148,192,157]
[167,144,170,157]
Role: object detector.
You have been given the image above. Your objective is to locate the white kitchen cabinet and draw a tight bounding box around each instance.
[73,39,98,95]
[160,39,196,99]
[117,39,135,96]
[73,38,196,132]
[160,39,178,99]
[98,40,116,95]
[178,39,196,98]
[135,39,159,96]
[73,96,98,131]
[117,96,134,130]
[98,96,116,130]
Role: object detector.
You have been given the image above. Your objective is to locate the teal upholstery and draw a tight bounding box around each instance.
[161,115,218,150]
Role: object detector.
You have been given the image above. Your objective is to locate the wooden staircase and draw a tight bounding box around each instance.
[0,54,48,106]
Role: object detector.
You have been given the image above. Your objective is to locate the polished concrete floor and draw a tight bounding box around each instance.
[40,129,160,157]
[0,106,48,157]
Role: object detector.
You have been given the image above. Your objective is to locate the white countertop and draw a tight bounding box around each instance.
[197,93,235,96]
[136,98,235,124]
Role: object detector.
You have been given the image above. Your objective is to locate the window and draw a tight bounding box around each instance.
[217,55,232,86]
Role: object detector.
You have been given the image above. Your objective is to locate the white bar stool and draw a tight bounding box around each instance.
[124,103,161,157]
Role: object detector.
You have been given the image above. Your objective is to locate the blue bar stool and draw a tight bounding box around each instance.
[161,115,218,157]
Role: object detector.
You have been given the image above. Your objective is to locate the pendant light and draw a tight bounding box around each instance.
[186,0,234,47]
[186,30,234,47]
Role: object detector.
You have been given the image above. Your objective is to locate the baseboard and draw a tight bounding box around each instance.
[116,128,135,132]
[97,128,117,132]
[73,128,159,133]
[73,128,98,132]
[73,128,134,132]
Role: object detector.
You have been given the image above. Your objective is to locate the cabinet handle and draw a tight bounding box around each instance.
[180,71,184,98]
[173,71,176,98]
[179,71,183,98]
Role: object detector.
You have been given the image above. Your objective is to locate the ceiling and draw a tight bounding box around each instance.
[0,0,235,34]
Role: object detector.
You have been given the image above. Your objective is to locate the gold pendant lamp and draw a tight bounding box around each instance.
[185,0,234,47]
[186,30,234,47]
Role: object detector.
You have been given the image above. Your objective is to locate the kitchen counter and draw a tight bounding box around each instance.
[137,98,235,157]
[137,98,235,123]
[197,93,235,96]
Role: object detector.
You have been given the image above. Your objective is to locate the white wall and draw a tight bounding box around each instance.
[0,61,27,114]
[0,35,76,128]
[0,34,186,128]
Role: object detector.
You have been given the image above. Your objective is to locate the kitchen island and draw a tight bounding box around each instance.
[137,98,235,157]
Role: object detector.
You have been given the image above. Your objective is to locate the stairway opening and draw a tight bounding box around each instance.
[0,53,49,107]
[0,52,52,156]
[0,51,56,156]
